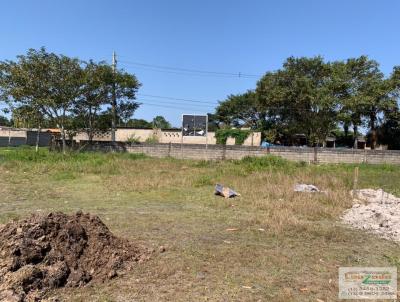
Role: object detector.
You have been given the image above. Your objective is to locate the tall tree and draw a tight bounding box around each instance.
[125,118,152,128]
[215,91,264,129]
[0,48,83,153]
[333,59,364,146]
[0,115,11,126]
[152,115,171,129]
[257,57,340,146]
[72,61,110,142]
[110,68,141,139]
[377,107,400,150]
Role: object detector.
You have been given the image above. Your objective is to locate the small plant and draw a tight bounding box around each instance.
[215,129,251,145]
[145,134,159,144]
[126,134,141,145]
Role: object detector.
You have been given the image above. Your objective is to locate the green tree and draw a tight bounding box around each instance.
[11,105,46,129]
[72,61,110,142]
[75,62,140,140]
[336,56,397,149]
[377,108,400,149]
[215,91,264,129]
[110,68,141,140]
[0,115,10,126]
[0,48,83,153]
[125,118,152,128]
[257,57,340,146]
[117,101,140,125]
[152,115,171,129]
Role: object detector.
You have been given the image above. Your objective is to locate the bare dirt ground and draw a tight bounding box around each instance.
[0,212,151,301]
[1,149,400,301]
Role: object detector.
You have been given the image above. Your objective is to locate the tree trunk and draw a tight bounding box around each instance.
[8,129,11,147]
[370,112,377,150]
[353,125,358,149]
[61,125,66,155]
[88,107,93,143]
[344,123,349,138]
[35,125,41,153]
[111,82,116,142]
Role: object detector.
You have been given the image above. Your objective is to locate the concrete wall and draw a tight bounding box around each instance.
[116,128,158,142]
[0,129,51,147]
[82,142,400,165]
[75,131,112,142]
[74,129,262,146]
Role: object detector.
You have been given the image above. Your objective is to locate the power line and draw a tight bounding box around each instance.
[139,102,209,113]
[118,59,261,79]
[137,99,215,109]
[137,94,219,105]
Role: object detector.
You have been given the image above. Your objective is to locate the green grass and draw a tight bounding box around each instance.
[1,147,400,301]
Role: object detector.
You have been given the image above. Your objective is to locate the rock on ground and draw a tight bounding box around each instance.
[0,212,151,301]
[342,189,400,241]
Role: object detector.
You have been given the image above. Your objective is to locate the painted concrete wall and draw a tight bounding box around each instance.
[74,129,262,146]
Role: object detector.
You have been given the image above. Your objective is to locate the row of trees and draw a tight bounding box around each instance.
[0,48,141,152]
[214,56,400,149]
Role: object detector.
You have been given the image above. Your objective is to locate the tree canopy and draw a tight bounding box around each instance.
[0,48,140,150]
[152,115,172,129]
[215,55,400,149]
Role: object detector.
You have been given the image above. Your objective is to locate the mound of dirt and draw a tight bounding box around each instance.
[342,189,400,241]
[0,211,151,301]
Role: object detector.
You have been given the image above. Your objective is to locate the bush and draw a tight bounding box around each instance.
[145,135,159,144]
[126,134,141,145]
[215,129,251,145]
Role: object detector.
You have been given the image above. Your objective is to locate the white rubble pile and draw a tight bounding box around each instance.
[294,183,320,193]
[342,189,400,241]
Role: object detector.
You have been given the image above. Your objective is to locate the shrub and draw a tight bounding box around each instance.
[215,129,251,145]
[126,135,141,145]
[145,135,159,144]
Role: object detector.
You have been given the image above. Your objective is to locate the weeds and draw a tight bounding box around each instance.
[1,147,399,301]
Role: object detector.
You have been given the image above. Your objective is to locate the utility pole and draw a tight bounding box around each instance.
[111,51,117,143]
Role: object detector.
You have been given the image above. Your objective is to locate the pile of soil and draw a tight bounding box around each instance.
[342,189,400,241]
[0,211,151,301]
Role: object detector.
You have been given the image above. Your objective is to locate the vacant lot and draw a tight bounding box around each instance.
[1,147,399,301]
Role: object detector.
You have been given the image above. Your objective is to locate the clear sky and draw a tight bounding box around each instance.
[1,0,399,126]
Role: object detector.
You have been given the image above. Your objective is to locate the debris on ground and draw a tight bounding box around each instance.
[215,184,240,198]
[294,183,320,193]
[342,189,400,241]
[225,228,239,232]
[0,211,152,301]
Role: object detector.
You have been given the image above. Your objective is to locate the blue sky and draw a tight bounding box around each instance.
[1,0,399,126]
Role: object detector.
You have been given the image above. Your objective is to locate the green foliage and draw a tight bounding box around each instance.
[125,118,152,129]
[126,134,141,144]
[0,48,141,151]
[215,91,262,128]
[0,146,146,164]
[378,109,400,149]
[193,175,214,187]
[0,115,11,126]
[215,129,250,145]
[215,55,400,148]
[152,116,171,129]
[145,134,159,144]
[236,155,293,171]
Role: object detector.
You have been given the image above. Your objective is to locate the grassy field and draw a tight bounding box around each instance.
[1,147,400,301]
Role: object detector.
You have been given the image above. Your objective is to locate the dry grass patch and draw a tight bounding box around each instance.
[1,148,400,301]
